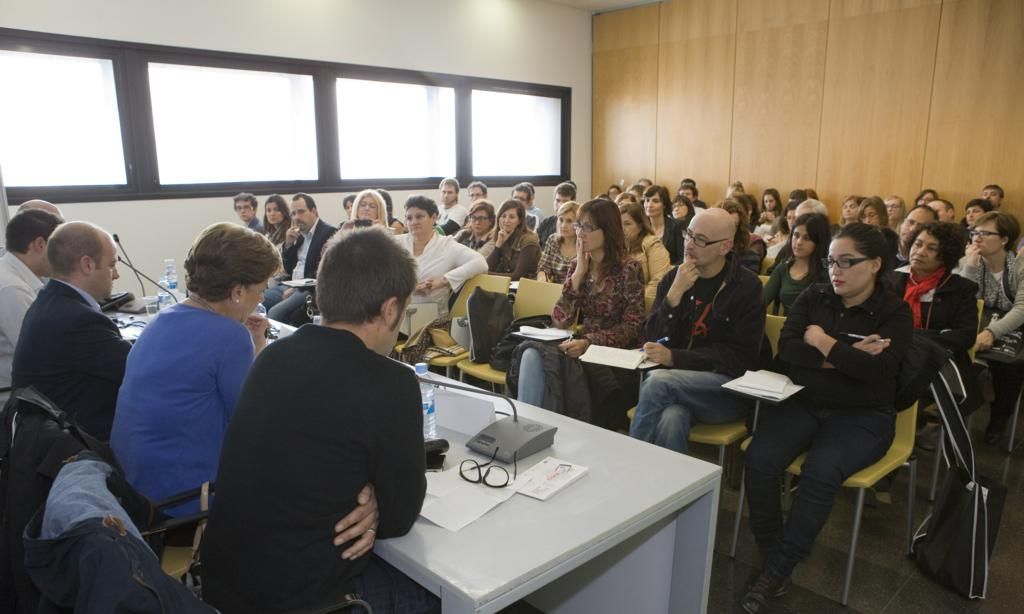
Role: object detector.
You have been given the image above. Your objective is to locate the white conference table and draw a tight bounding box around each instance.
[375,397,722,614]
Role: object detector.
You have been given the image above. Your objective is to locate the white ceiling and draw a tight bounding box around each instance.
[541,0,660,15]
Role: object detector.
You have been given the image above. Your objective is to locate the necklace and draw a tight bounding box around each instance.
[188,294,216,313]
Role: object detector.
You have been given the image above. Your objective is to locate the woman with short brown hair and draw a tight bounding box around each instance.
[111,223,280,517]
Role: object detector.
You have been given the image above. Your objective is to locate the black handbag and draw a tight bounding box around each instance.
[466,287,513,364]
[488,315,554,372]
[912,364,1007,598]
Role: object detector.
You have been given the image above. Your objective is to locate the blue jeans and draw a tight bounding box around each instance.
[629,369,750,454]
[40,456,145,543]
[353,555,440,613]
[261,284,287,311]
[744,401,894,577]
[518,347,545,405]
[268,288,310,324]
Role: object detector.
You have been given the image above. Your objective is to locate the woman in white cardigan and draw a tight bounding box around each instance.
[395,195,488,318]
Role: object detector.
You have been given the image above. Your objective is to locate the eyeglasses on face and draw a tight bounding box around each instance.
[969,229,1001,239]
[822,256,872,269]
[573,222,599,234]
[470,215,491,223]
[684,228,729,248]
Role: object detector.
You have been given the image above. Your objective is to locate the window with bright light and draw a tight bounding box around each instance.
[148,63,317,184]
[0,50,126,187]
[472,90,561,177]
[336,78,455,179]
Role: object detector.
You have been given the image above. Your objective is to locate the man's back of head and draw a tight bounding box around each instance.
[17,199,64,222]
[47,221,118,301]
[5,209,63,277]
[317,227,417,355]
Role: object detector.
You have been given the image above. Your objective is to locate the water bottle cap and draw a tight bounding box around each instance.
[415,363,428,374]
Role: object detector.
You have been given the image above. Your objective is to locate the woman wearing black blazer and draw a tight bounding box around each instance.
[893,222,981,414]
[643,185,685,265]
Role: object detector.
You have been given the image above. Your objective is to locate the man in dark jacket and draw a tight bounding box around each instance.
[12,222,131,440]
[202,228,436,613]
[266,192,337,324]
[629,208,765,454]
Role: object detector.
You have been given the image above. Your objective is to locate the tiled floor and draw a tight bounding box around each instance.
[501,407,1024,613]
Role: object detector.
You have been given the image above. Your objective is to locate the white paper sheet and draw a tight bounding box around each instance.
[514,326,573,341]
[722,370,804,401]
[579,344,646,370]
[420,466,518,532]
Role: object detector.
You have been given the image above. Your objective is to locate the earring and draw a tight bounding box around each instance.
[235,298,240,303]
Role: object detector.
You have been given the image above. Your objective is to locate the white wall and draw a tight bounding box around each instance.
[0,0,592,292]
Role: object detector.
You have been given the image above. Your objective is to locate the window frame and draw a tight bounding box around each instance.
[0,27,572,204]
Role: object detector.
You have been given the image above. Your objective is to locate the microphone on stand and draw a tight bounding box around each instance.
[414,373,557,464]
[116,256,178,303]
[112,234,147,297]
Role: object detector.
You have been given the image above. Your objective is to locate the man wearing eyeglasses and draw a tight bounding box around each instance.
[232,192,263,233]
[629,208,766,454]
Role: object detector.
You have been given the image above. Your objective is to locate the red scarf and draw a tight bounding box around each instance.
[903,267,946,329]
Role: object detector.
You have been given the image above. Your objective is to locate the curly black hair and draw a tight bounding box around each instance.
[906,221,966,273]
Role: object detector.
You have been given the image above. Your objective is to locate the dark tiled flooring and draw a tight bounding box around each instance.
[502,407,1024,613]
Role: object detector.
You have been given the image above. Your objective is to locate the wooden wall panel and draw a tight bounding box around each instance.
[815,0,942,213]
[593,0,1017,219]
[922,0,1024,220]
[730,0,829,201]
[655,0,737,200]
[592,4,660,194]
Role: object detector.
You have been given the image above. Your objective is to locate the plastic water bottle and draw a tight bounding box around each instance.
[416,363,437,439]
[163,259,178,293]
[157,259,178,310]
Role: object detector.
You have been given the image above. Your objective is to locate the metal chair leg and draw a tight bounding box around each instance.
[730,468,746,559]
[718,444,726,467]
[906,459,917,555]
[1007,385,1024,454]
[841,488,867,606]
[929,427,944,502]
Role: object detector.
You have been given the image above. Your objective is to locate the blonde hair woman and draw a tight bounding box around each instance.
[342,189,388,230]
[537,200,580,284]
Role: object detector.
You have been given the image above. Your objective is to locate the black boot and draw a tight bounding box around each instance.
[742,568,789,613]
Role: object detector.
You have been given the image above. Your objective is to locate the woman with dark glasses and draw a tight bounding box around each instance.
[741,223,912,613]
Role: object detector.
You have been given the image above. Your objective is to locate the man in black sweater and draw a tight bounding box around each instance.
[202,227,437,613]
[629,208,766,454]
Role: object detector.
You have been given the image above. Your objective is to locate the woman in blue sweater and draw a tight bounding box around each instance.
[111,223,280,516]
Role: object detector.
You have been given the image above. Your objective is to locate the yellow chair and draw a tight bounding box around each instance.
[758,274,770,287]
[456,278,564,391]
[730,403,919,606]
[429,274,511,377]
[764,314,785,357]
[760,256,775,275]
[160,546,193,578]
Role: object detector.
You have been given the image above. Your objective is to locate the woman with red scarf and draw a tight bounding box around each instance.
[894,221,981,419]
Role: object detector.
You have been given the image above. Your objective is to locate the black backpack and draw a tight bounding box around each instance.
[894,331,948,411]
[466,287,513,364]
[489,315,555,372]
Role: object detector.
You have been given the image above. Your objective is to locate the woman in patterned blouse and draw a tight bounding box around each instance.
[516,198,646,430]
[536,200,579,284]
